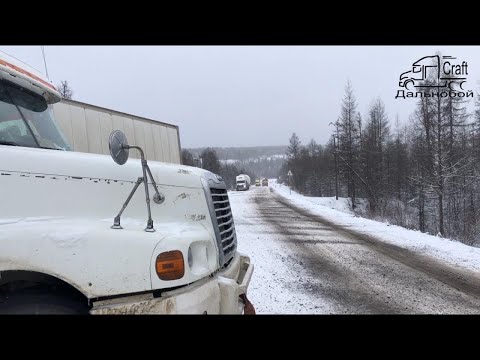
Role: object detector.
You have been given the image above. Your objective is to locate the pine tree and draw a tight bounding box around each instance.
[200,148,221,175]
[181,149,194,166]
[286,133,302,191]
[336,81,361,208]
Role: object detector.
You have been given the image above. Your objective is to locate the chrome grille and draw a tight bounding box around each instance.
[210,188,236,265]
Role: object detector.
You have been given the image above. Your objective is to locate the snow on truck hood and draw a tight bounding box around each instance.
[0,145,208,189]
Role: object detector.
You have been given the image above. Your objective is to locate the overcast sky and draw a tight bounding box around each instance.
[1,46,479,148]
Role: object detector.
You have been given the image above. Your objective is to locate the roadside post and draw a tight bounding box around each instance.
[287,170,293,195]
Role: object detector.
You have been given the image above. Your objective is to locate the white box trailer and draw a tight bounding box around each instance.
[52,99,182,164]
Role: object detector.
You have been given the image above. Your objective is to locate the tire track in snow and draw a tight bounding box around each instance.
[273,192,480,301]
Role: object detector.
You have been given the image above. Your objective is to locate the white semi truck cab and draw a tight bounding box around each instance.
[0,52,254,314]
[236,174,250,191]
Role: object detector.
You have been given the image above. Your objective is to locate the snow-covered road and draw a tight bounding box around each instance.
[231,185,480,314]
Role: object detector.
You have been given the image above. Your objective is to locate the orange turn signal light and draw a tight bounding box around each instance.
[156,250,185,281]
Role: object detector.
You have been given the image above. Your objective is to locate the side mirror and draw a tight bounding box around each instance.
[109,130,129,165]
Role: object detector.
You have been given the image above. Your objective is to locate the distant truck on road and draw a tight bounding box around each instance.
[262,178,269,187]
[236,174,251,191]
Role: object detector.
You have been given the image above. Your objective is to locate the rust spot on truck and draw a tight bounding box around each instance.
[178,169,191,175]
[91,298,176,314]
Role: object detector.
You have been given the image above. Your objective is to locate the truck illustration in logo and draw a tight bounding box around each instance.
[399,55,467,91]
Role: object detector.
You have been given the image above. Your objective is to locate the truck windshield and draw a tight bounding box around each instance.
[0,80,71,150]
[237,180,246,184]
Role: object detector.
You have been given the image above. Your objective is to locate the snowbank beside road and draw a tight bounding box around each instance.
[270,179,480,273]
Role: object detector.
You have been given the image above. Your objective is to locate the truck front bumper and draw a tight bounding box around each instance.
[90,252,254,314]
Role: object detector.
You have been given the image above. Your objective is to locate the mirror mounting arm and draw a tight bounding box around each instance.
[126,145,163,204]
[111,177,144,230]
[109,130,164,232]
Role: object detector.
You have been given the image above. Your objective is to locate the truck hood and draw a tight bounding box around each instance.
[0,145,224,297]
[1,145,209,188]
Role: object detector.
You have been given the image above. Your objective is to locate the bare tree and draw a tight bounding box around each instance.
[57,80,73,99]
[361,97,390,212]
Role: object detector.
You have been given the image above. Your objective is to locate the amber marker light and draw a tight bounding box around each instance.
[156,250,185,280]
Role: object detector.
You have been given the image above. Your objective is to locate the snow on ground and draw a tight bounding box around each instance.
[304,196,355,214]
[277,193,367,215]
[230,190,336,314]
[219,159,239,165]
[219,154,286,165]
[270,179,480,273]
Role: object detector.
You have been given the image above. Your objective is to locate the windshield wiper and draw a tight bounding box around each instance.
[0,141,64,150]
[39,146,61,150]
[0,140,20,146]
